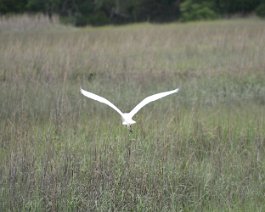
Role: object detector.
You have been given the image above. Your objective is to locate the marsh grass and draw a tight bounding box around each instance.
[0,15,265,211]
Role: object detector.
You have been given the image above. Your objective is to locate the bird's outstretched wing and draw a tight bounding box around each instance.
[129,88,179,118]
[80,88,123,116]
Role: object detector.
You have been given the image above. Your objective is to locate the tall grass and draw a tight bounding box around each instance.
[0,15,265,211]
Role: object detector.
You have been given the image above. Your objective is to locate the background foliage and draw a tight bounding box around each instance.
[0,0,265,25]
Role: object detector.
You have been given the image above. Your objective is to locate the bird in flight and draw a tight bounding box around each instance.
[80,87,179,130]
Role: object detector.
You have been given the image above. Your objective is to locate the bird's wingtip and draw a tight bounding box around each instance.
[175,88,180,92]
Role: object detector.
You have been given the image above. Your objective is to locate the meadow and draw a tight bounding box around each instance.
[0,15,265,211]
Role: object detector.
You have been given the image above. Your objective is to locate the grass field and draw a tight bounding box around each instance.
[0,15,265,211]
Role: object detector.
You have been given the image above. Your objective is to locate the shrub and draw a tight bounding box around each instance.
[60,11,110,27]
[180,0,218,22]
[256,3,265,17]
[74,13,89,27]
[88,11,110,26]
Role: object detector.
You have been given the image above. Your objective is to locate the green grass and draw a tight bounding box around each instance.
[0,15,265,211]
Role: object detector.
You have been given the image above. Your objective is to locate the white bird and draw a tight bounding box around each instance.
[80,87,179,129]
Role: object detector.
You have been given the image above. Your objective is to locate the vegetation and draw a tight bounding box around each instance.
[180,0,218,21]
[1,0,265,25]
[0,15,265,210]
[256,3,265,17]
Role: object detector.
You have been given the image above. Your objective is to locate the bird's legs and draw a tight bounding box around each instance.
[128,125,133,133]
[126,125,133,168]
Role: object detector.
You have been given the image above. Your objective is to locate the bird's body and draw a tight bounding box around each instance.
[121,113,136,126]
[80,87,179,128]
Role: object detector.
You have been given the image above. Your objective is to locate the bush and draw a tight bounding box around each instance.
[180,0,218,22]
[217,0,261,15]
[88,11,110,26]
[60,11,110,27]
[256,3,265,17]
[74,13,89,27]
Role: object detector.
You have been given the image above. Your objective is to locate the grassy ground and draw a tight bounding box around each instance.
[0,15,265,211]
